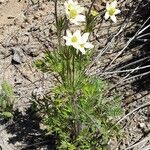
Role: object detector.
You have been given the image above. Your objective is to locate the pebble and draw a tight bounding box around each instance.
[136,93,141,99]
[12,47,22,64]
[138,122,145,129]
[22,45,40,57]
[32,86,44,99]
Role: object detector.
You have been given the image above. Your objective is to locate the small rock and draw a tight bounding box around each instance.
[39,123,47,130]
[142,91,148,95]
[138,122,145,129]
[136,93,141,99]
[32,87,44,99]
[12,47,22,64]
[22,44,40,57]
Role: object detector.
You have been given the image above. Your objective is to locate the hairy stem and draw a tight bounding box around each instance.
[54,0,61,47]
[87,0,96,17]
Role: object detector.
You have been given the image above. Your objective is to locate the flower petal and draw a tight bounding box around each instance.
[78,47,86,54]
[106,2,110,10]
[73,30,81,38]
[74,0,78,5]
[78,6,84,13]
[68,0,73,4]
[66,30,72,38]
[111,15,117,23]
[66,41,72,46]
[63,36,68,41]
[114,9,121,15]
[75,30,81,35]
[104,12,110,20]
[75,14,85,22]
[84,42,94,49]
[111,0,117,8]
[70,19,79,25]
[73,43,86,54]
[82,33,90,42]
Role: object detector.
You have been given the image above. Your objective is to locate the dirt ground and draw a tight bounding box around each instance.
[0,0,150,150]
[0,0,55,149]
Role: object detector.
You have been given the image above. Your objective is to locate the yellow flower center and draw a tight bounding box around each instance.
[71,36,78,43]
[69,9,78,19]
[108,7,116,16]
[91,10,98,17]
[80,44,85,48]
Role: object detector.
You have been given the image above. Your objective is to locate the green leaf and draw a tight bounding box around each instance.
[107,107,124,117]
[1,81,14,98]
[1,111,13,118]
[0,95,8,109]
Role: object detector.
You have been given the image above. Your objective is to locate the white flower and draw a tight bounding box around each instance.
[63,30,81,48]
[76,33,94,54]
[104,0,121,23]
[63,30,94,54]
[64,0,85,25]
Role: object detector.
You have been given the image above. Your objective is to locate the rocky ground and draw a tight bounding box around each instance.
[0,0,150,150]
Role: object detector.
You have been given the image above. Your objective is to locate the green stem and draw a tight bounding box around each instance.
[54,0,58,26]
[54,0,61,48]
[71,51,80,138]
[72,96,80,139]
[66,49,70,87]
[87,0,96,17]
[72,52,75,88]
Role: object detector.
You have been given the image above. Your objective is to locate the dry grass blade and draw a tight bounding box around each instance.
[125,135,150,150]
[116,102,150,125]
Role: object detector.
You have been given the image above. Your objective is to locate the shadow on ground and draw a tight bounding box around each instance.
[5,106,55,150]
[113,0,150,93]
[130,44,150,92]
[115,42,150,92]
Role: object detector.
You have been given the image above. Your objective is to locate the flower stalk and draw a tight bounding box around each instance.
[54,0,61,48]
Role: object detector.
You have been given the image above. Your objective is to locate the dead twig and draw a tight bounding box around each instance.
[116,102,150,125]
